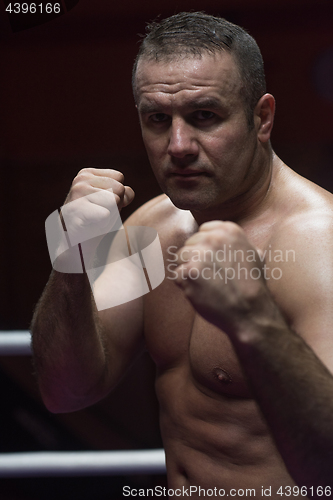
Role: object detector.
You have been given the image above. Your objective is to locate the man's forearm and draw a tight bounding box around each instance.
[31,270,108,413]
[231,317,333,492]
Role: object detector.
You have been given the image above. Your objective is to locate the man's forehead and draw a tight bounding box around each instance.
[135,52,242,106]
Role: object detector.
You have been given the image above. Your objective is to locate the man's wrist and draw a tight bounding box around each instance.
[223,286,287,345]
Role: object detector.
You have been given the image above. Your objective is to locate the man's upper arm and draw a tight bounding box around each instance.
[269,214,333,371]
[90,195,167,387]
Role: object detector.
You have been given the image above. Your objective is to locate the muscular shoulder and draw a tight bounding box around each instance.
[124,194,176,226]
[272,169,333,247]
[266,170,333,339]
[124,194,198,245]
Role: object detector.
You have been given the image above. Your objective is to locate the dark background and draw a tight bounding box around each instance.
[0,0,332,498]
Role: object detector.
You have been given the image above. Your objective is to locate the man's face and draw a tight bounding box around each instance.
[135,52,260,214]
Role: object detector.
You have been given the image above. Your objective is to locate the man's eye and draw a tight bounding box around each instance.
[150,113,169,123]
[195,110,215,120]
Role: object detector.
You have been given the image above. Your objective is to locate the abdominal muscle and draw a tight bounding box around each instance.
[155,364,302,500]
[143,264,303,500]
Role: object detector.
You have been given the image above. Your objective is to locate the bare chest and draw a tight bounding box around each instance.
[142,211,286,399]
[143,275,252,398]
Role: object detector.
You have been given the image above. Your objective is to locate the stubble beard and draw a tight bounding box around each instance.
[162,181,225,213]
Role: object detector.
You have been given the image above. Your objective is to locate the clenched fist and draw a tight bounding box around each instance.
[61,168,135,246]
[46,168,135,273]
[65,167,134,208]
[174,221,276,336]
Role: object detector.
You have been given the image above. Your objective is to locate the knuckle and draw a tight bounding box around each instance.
[105,169,124,183]
[205,232,220,247]
[73,171,90,186]
[113,170,125,183]
[224,221,241,233]
[111,180,125,197]
[77,167,94,175]
[69,183,85,199]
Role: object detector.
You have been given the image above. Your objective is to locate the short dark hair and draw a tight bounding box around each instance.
[132,12,266,127]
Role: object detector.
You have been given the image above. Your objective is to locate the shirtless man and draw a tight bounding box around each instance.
[31,12,333,499]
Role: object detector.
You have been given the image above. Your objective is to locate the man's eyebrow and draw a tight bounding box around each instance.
[186,97,225,111]
[138,102,161,114]
[138,97,225,115]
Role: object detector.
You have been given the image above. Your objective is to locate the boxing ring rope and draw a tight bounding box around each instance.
[0,331,32,356]
[0,450,166,477]
[0,331,166,477]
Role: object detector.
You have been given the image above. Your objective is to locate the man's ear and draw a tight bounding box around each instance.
[254,93,275,143]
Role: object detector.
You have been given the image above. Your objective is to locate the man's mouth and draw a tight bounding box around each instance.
[169,169,208,177]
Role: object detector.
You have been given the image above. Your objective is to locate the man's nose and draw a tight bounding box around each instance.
[167,119,199,158]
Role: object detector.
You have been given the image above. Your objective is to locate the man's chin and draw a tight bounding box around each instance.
[167,193,212,212]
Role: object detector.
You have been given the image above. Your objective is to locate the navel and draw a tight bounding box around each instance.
[213,367,232,384]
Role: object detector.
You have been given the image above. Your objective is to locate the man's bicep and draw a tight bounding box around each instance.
[92,261,145,389]
[274,230,333,372]
[88,194,168,387]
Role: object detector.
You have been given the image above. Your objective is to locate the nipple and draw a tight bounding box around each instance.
[213,367,232,384]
